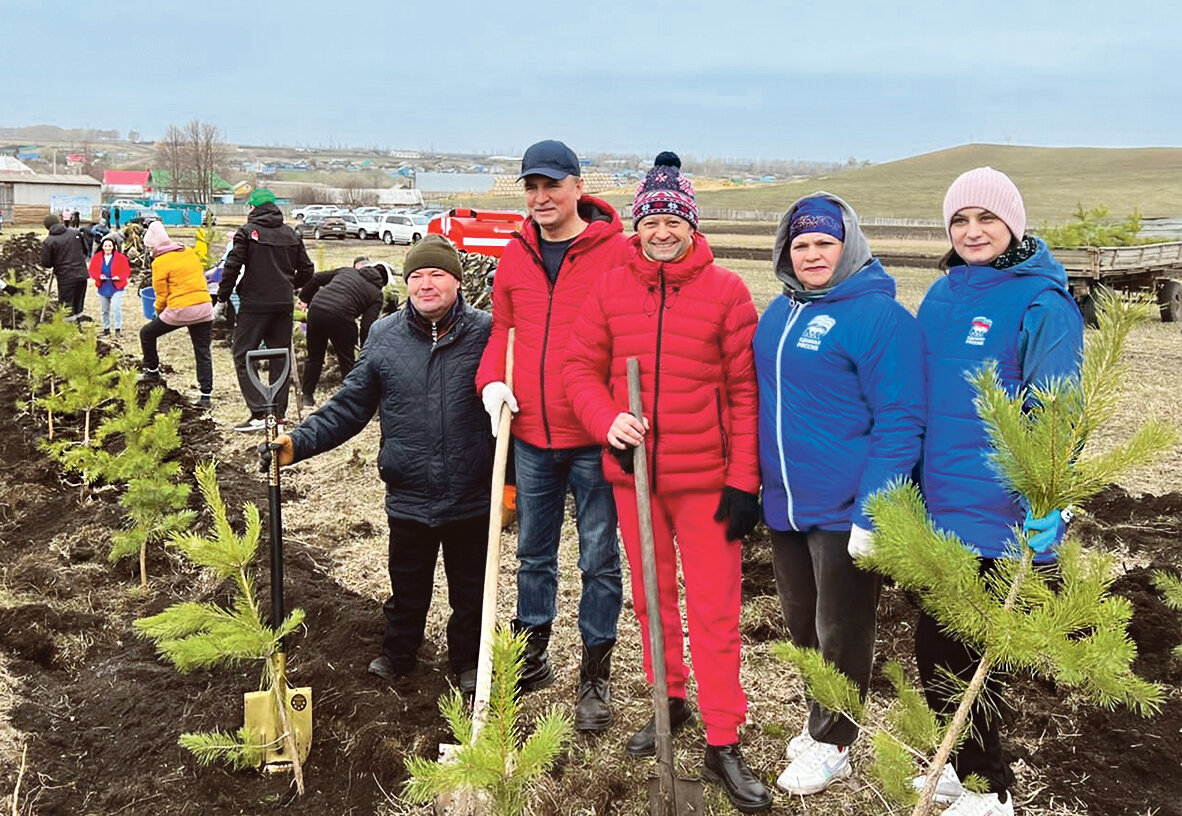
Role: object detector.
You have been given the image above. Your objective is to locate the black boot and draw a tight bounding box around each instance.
[703,743,772,813]
[512,619,555,693]
[625,697,695,757]
[575,641,614,732]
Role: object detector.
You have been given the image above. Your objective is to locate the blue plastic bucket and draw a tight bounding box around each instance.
[140,287,157,319]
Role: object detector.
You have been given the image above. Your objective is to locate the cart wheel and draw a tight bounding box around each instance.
[1157,279,1182,323]
[1078,283,1112,329]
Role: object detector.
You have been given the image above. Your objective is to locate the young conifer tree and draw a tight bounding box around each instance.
[777,293,1175,815]
[402,626,574,816]
[134,461,306,790]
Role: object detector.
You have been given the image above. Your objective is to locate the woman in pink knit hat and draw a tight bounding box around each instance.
[912,167,1084,816]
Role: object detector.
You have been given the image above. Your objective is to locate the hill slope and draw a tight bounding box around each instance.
[688,144,1182,222]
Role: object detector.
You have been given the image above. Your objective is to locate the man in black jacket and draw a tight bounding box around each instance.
[218,188,314,432]
[40,214,90,319]
[296,256,387,408]
[263,235,492,695]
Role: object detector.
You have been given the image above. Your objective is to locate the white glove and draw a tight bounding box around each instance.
[212,301,228,323]
[847,524,875,560]
[481,381,518,437]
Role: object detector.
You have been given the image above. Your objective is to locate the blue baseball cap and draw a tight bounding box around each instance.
[518,140,581,181]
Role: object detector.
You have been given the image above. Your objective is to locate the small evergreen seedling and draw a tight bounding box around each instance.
[134,462,306,788]
[858,292,1174,816]
[402,626,574,816]
[1151,571,1182,659]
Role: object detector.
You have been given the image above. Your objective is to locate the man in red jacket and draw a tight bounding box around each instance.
[564,157,769,813]
[476,140,627,732]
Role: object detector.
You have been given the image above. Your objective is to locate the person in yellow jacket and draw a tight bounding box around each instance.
[139,221,214,408]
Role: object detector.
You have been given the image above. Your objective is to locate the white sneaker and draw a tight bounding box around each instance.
[942,790,1014,816]
[775,739,851,795]
[785,723,816,761]
[911,763,967,806]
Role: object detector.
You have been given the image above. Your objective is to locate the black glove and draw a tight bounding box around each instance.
[714,486,761,541]
[257,441,275,473]
[609,443,636,475]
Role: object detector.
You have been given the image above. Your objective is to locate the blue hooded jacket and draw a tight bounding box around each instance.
[917,237,1083,561]
[755,193,926,532]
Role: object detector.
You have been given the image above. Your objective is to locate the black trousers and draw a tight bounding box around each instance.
[58,276,87,317]
[232,310,293,419]
[301,309,358,399]
[915,556,1015,795]
[140,318,213,395]
[771,527,882,746]
[383,513,489,676]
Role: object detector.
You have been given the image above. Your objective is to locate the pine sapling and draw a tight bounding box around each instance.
[859,292,1175,816]
[402,626,574,816]
[1151,571,1182,658]
[134,461,307,791]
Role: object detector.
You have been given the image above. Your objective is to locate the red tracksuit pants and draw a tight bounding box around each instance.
[614,486,747,746]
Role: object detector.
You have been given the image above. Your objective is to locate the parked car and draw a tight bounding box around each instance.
[295,215,348,240]
[379,212,427,245]
[291,204,340,221]
[337,212,382,240]
[353,206,384,217]
[128,209,162,227]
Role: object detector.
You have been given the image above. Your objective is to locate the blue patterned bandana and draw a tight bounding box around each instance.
[788,197,845,243]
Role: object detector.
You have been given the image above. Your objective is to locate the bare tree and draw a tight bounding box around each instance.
[184,120,227,205]
[156,125,187,202]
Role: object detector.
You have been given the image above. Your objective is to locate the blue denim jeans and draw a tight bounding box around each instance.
[513,438,622,647]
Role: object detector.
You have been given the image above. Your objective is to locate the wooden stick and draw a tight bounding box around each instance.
[472,329,514,737]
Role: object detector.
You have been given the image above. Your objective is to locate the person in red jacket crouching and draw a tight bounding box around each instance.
[564,156,769,813]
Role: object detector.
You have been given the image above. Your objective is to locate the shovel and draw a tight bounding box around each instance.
[436,329,514,814]
[243,348,313,783]
[627,358,706,815]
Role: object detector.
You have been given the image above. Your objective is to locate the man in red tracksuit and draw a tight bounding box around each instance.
[564,157,770,813]
[475,140,628,733]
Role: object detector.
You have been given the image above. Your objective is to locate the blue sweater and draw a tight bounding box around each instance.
[755,260,926,532]
[917,238,1083,561]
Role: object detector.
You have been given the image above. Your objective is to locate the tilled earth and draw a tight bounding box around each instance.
[0,361,1179,815]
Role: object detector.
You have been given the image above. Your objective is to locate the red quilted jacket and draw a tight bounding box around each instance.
[475,195,628,449]
[563,232,760,494]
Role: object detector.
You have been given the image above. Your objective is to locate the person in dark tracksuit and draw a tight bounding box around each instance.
[263,235,493,697]
[217,188,314,432]
[297,256,387,407]
[40,213,91,319]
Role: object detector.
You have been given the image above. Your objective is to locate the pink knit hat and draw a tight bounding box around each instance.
[942,166,1026,241]
[143,220,170,249]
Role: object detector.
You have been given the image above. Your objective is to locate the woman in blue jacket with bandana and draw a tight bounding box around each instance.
[754,194,925,798]
[914,167,1084,816]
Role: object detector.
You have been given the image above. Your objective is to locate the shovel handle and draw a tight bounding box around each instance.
[245,347,292,413]
[628,358,678,803]
[472,328,514,737]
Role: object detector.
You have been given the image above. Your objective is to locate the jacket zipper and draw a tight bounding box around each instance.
[650,267,667,491]
[774,299,808,530]
[715,387,729,460]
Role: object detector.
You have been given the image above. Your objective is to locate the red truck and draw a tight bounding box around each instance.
[428,208,524,258]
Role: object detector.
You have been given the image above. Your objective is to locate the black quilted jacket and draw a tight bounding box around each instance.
[288,297,494,525]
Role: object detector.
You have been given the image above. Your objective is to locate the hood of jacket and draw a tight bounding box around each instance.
[773,191,873,297]
[516,193,623,257]
[247,201,285,228]
[624,230,715,286]
[48,223,68,236]
[359,265,386,289]
[945,237,1069,291]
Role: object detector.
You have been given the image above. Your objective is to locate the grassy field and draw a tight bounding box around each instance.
[443,143,1182,225]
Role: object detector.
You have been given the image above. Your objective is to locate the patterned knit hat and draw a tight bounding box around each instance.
[942,166,1026,241]
[788,197,845,243]
[632,165,698,230]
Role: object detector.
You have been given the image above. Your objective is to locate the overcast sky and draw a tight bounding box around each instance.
[4,0,1178,163]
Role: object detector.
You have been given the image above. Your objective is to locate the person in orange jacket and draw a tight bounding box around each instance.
[138,222,214,409]
[87,234,132,336]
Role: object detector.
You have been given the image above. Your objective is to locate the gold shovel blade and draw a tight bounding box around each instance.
[244,686,313,766]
